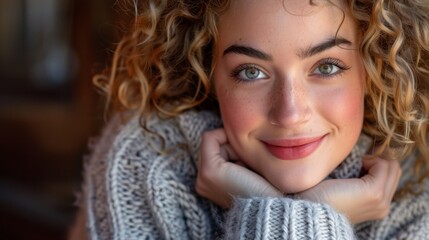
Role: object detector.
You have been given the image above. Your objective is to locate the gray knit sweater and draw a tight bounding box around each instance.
[83,110,429,240]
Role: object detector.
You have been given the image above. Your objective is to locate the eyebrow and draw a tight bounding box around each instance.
[298,37,352,58]
[223,45,272,60]
[222,37,352,60]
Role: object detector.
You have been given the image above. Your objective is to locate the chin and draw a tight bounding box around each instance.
[274,171,326,194]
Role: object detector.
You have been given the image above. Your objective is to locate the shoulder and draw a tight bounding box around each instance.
[94,109,221,195]
[102,110,221,174]
[84,110,221,239]
[89,109,221,169]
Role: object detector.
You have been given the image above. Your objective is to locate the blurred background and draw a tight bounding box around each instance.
[0,0,124,239]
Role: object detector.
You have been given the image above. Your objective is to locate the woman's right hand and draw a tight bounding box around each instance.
[195,128,282,208]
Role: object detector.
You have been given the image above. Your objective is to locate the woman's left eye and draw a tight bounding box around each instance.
[312,59,350,77]
[315,63,339,75]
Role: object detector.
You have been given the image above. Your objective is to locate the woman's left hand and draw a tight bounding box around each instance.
[297,156,402,224]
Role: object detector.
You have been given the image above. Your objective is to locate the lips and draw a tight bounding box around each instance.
[262,134,326,160]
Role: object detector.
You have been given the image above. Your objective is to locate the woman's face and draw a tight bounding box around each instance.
[213,0,366,193]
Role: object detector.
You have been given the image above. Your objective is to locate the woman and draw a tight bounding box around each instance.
[70,0,429,239]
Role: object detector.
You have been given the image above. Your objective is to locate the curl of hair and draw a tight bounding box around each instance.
[349,0,429,189]
[93,0,230,120]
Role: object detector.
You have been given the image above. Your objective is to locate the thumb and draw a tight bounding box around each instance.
[223,163,282,197]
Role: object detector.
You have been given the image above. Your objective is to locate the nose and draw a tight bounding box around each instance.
[268,78,311,127]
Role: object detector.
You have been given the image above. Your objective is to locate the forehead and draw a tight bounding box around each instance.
[228,0,342,13]
[217,0,357,50]
[224,0,348,16]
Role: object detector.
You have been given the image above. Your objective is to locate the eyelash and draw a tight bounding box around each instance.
[311,58,351,78]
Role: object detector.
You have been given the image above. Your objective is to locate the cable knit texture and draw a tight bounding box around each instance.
[82,110,429,240]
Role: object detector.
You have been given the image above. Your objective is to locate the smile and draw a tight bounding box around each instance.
[262,134,327,160]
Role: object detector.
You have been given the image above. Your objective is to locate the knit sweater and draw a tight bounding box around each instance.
[82,110,429,240]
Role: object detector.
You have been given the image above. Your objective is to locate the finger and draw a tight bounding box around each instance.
[360,157,390,200]
[201,129,228,154]
[372,158,401,201]
[361,157,389,182]
[362,155,378,170]
[361,157,400,220]
[386,160,402,200]
[200,129,228,166]
[377,159,401,218]
[223,162,282,197]
[220,144,239,162]
[233,159,247,167]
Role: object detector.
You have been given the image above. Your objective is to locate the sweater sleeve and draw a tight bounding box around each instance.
[224,197,355,240]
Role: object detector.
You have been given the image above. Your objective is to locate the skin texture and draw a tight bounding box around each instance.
[213,0,365,193]
[196,0,401,224]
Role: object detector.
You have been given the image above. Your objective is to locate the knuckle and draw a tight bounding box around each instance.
[198,166,212,181]
[371,197,391,220]
[377,157,389,167]
[368,188,384,203]
[376,207,390,219]
[364,180,386,204]
[199,162,223,183]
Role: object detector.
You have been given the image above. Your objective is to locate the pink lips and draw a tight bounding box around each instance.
[263,135,326,160]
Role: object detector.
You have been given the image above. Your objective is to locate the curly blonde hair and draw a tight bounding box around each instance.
[94,0,228,118]
[95,0,429,190]
[349,0,429,189]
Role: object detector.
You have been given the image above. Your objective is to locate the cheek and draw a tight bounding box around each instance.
[216,84,260,134]
[317,81,365,131]
[334,89,363,120]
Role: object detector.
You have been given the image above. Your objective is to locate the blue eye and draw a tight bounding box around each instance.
[314,63,340,75]
[232,65,268,81]
[312,58,350,77]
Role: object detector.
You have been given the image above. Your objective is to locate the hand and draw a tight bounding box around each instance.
[195,128,282,208]
[298,156,402,224]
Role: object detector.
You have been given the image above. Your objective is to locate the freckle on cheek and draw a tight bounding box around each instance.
[224,97,254,129]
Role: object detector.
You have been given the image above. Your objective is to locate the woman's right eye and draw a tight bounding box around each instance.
[231,65,268,82]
